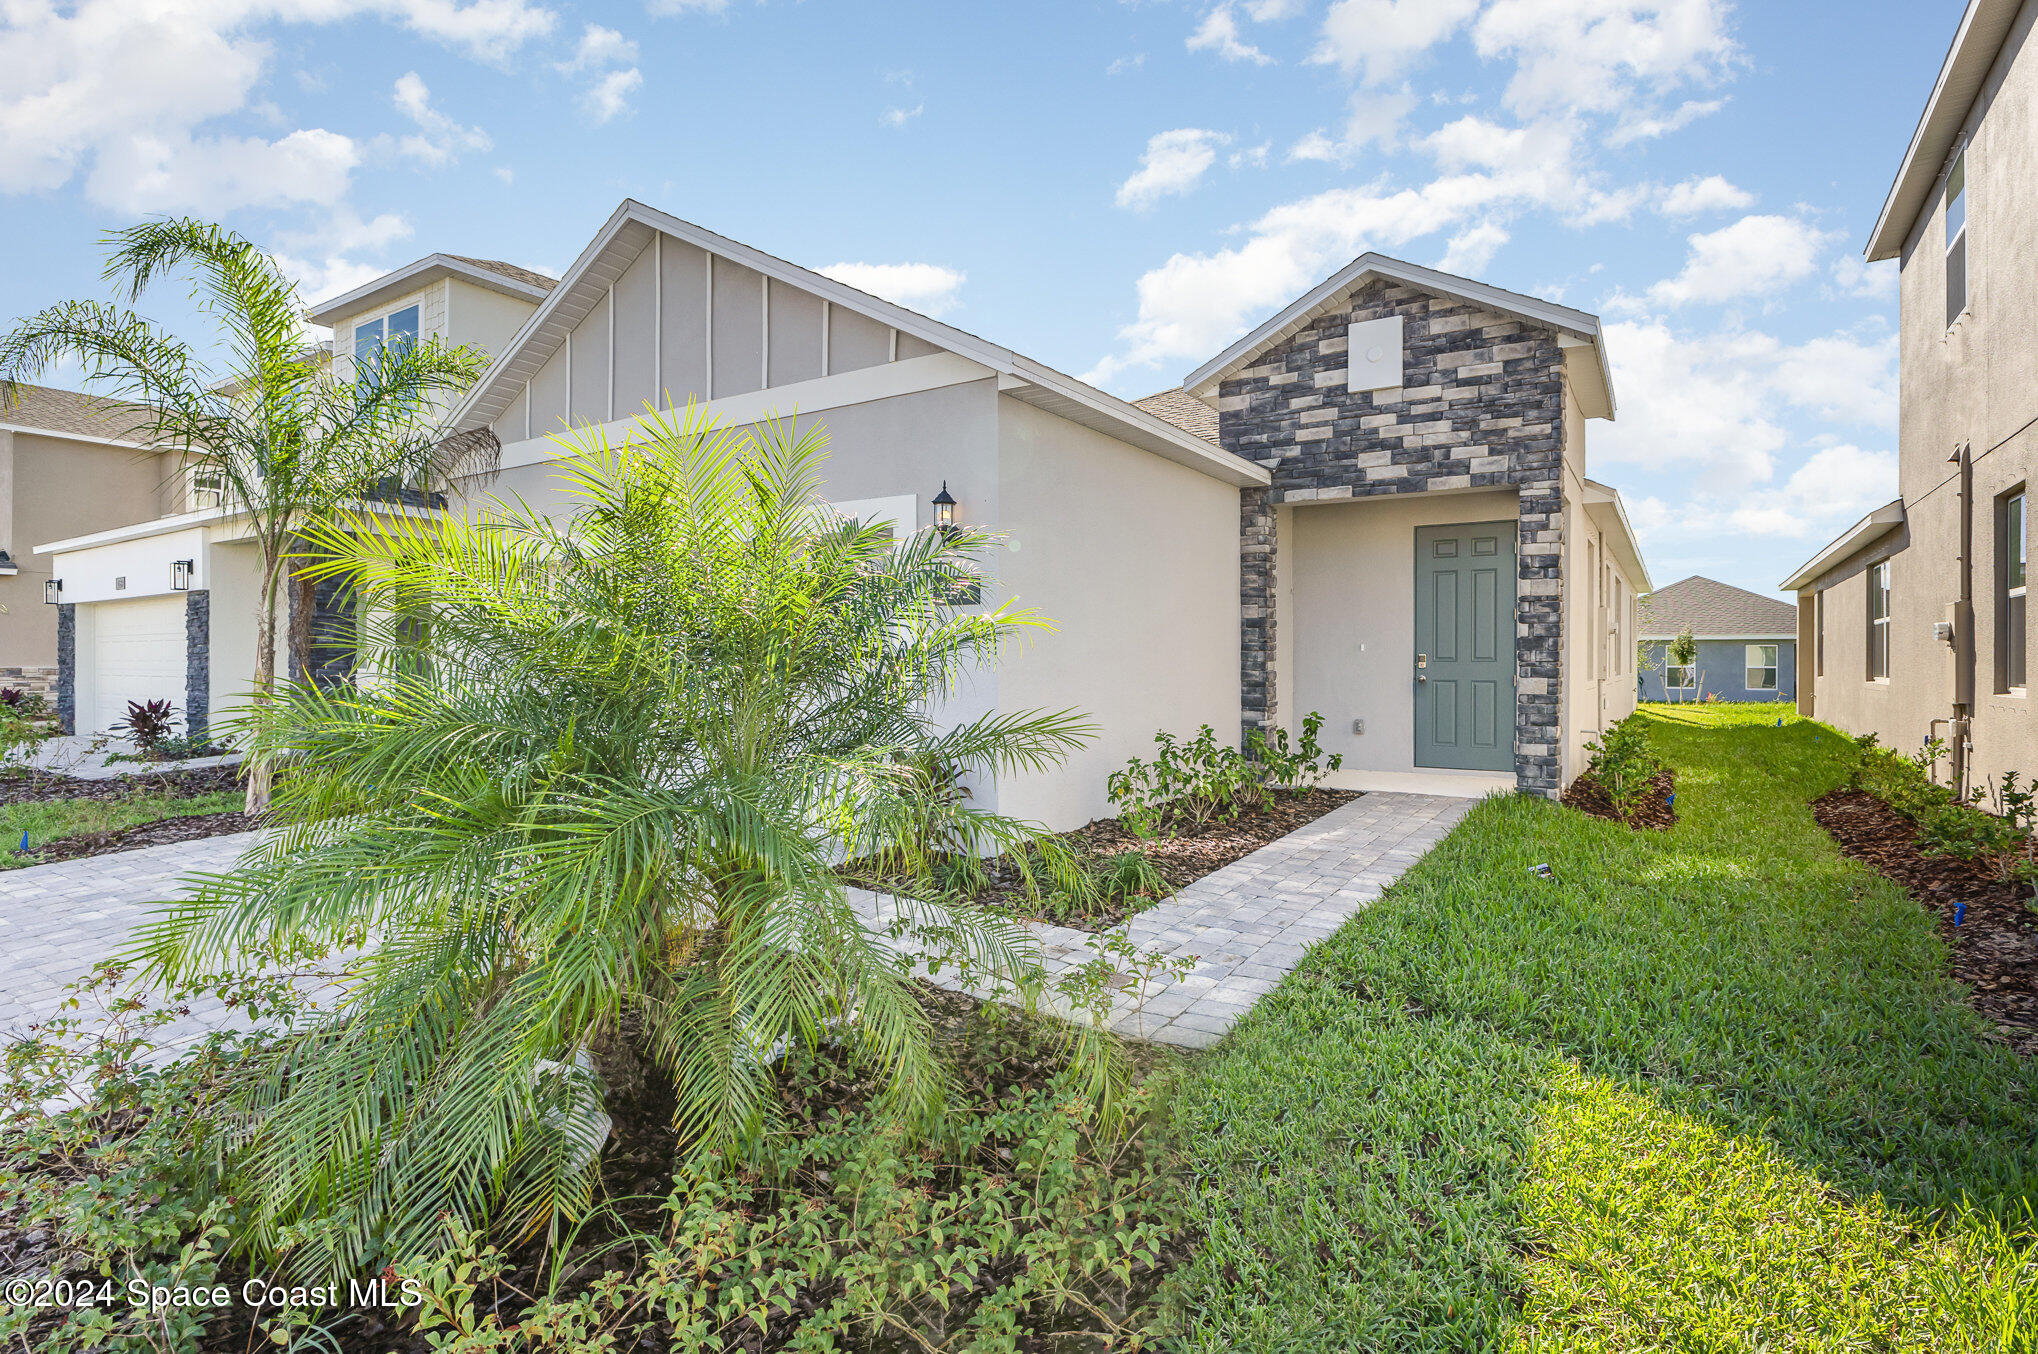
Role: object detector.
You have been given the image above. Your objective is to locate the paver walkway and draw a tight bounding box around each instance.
[854,791,1475,1048]
[3,792,1474,1054]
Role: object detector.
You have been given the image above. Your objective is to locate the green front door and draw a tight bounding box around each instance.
[1414,522,1517,772]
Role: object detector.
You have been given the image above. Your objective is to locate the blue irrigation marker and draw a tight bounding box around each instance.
[1954,902,1967,926]
[16,830,26,853]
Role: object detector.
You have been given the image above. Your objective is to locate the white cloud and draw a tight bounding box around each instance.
[275,253,396,307]
[1117,128,1232,210]
[557,25,642,123]
[493,165,515,184]
[1472,0,1740,121]
[819,262,967,318]
[1722,444,1899,538]
[1245,0,1308,17]
[1659,173,1753,217]
[1188,5,1275,65]
[1831,252,1899,301]
[648,0,730,12]
[1107,53,1146,75]
[1312,0,1481,83]
[1437,222,1509,275]
[1648,213,1840,307]
[1288,87,1417,163]
[392,72,491,165]
[881,103,924,129]
[1608,97,1725,146]
[0,0,552,213]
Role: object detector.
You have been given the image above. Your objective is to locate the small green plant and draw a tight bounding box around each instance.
[108,698,177,756]
[1249,709,1345,792]
[1668,628,1698,702]
[1580,714,1664,821]
[1108,712,1342,839]
[1856,739,2038,897]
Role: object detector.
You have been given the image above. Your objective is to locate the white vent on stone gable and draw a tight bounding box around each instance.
[1346,315,1404,395]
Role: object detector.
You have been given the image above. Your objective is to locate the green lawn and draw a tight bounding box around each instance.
[0,787,242,868]
[1163,704,2038,1351]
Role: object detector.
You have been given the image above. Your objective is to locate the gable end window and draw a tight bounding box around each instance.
[1947,149,1968,329]
[1868,560,1892,681]
[2002,488,2027,691]
[353,303,421,388]
[1745,644,1779,691]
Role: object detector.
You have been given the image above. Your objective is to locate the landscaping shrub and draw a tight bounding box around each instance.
[1853,734,2038,896]
[1107,711,1343,839]
[1578,714,1664,822]
[109,698,178,757]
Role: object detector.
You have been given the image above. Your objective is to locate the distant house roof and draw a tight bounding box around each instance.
[0,381,152,445]
[1132,386,1219,441]
[1639,575,1797,640]
[443,256,561,294]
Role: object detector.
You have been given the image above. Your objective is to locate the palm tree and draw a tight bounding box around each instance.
[135,406,1097,1278]
[0,219,490,807]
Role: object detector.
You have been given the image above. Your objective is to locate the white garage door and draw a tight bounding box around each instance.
[89,596,187,734]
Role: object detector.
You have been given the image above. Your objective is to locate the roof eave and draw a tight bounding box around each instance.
[1779,498,1907,591]
[306,254,552,325]
[1865,0,2024,262]
[1582,479,1652,592]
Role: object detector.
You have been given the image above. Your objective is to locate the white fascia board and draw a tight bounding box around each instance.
[451,199,1266,488]
[0,422,155,451]
[1866,0,2023,262]
[1180,252,1614,416]
[36,498,447,558]
[1581,479,1652,592]
[1778,498,1907,591]
[307,254,551,325]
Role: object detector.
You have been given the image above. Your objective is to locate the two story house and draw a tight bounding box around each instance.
[1783,0,2038,793]
[39,202,1651,826]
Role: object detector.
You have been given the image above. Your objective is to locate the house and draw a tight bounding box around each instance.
[1636,575,1796,702]
[40,200,1651,826]
[1782,0,2038,791]
[0,383,196,704]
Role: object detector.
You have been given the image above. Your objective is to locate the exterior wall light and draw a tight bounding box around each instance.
[44,579,61,605]
[932,482,958,537]
[171,559,195,591]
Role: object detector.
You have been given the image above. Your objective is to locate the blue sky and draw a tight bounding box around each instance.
[0,0,1959,598]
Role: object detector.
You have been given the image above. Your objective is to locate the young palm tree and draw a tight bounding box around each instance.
[0,219,490,807]
[135,407,1097,1279]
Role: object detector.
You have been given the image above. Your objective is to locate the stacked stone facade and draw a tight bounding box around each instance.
[55,603,75,735]
[1219,278,1570,796]
[0,666,59,703]
[184,590,210,741]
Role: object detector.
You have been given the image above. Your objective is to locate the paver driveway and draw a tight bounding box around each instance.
[3,791,1477,1053]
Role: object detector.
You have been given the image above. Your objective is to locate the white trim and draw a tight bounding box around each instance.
[523,380,531,441]
[1180,251,1617,420]
[1867,0,2024,261]
[0,422,153,450]
[565,328,574,426]
[653,234,663,402]
[35,495,444,557]
[1639,633,1795,643]
[492,352,997,472]
[703,249,715,400]
[306,253,552,324]
[1581,478,1653,592]
[761,276,771,390]
[888,327,898,363]
[820,300,830,375]
[606,282,616,423]
[1780,498,1907,590]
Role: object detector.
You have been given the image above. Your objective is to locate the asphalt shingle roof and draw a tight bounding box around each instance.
[1639,575,1796,639]
[1132,386,1219,441]
[0,382,152,443]
[445,256,558,293]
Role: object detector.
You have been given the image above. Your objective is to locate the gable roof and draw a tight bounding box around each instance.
[1779,498,1908,591]
[305,253,557,325]
[1867,0,2026,261]
[0,381,154,446]
[1132,387,1218,440]
[447,199,1268,488]
[1638,575,1797,639]
[1178,252,1616,420]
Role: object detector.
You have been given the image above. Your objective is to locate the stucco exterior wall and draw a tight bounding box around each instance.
[1287,488,1519,792]
[9,430,174,668]
[1638,639,1796,703]
[995,395,1242,830]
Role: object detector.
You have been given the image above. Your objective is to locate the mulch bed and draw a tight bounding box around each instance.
[0,763,242,807]
[28,810,261,865]
[1812,787,2038,1057]
[1561,768,1678,830]
[855,788,1361,930]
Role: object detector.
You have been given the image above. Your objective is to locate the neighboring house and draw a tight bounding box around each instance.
[41,201,1650,825]
[1783,0,2038,791]
[0,383,191,702]
[32,256,555,741]
[1636,575,1797,703]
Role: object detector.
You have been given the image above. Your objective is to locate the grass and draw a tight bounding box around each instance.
[0,787,242,868]
[1162,703,2038,1351]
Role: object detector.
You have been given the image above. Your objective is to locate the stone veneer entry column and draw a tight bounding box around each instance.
[184,590,210,742]
[1222,278,1567,796]
[55,602,75,735]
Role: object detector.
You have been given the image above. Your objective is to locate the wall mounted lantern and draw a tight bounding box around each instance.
[44,579,61,605]
[932,482,958,537]
[171,559,195,591]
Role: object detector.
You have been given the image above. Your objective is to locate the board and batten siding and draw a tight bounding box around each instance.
[493,233,913,445]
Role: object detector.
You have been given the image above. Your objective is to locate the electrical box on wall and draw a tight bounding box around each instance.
[1347,315,1404,395]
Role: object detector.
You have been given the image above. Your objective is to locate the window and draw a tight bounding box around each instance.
[1745,644,1779,691]
[353,304,420,388]
[186,465,225,511]
[1868,560,1892,680]
[2005,488,2027,690]
[1665,654,1696,691]
[1947,149,1968,328]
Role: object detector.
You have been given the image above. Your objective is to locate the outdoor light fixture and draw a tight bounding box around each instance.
[171,559,195,591]
[932,481,958,537]
[44,579,61,605]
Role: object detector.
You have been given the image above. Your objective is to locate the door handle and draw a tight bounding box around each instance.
[1415,652,1428,682]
